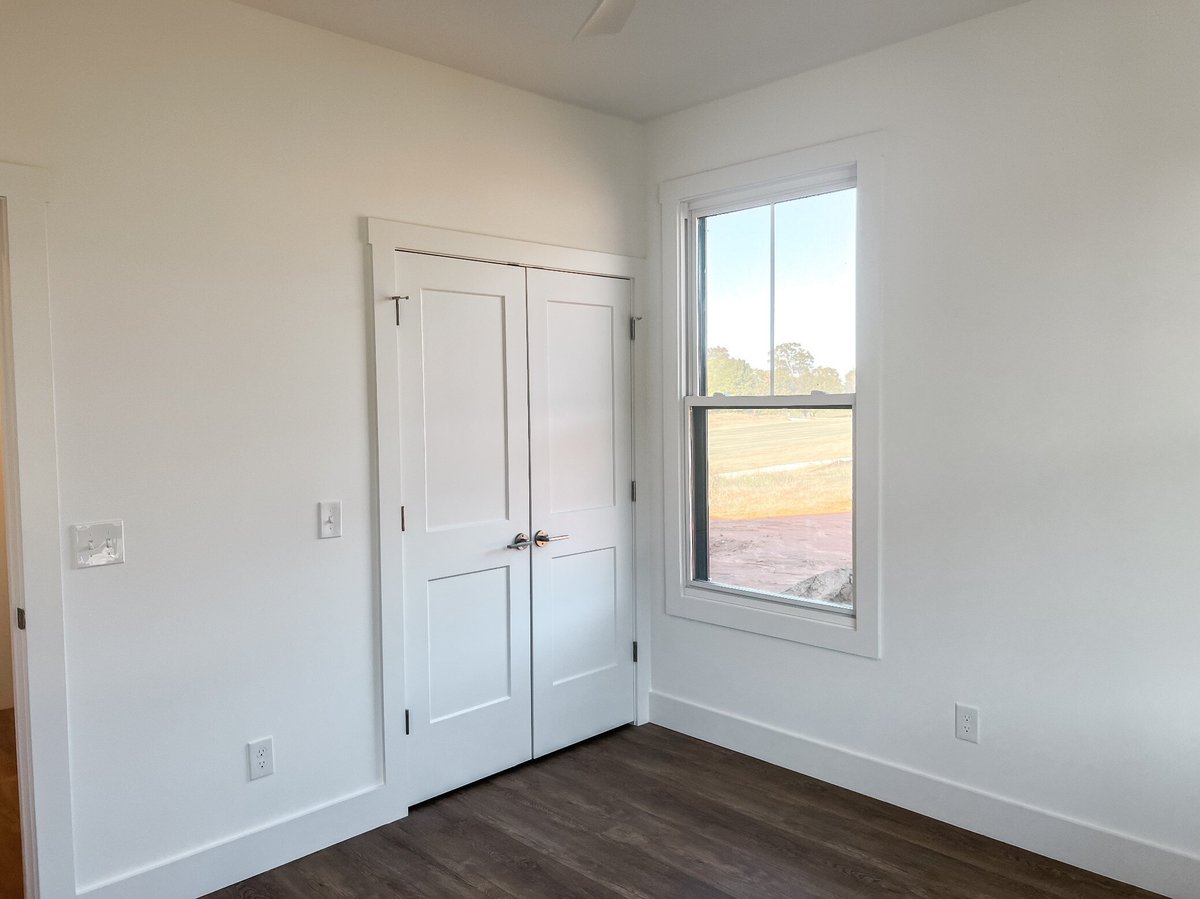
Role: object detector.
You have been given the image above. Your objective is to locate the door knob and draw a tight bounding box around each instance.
[533,530,570,548]
[506,533,534,550]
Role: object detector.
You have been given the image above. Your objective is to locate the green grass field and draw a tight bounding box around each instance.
[706,409,853,520]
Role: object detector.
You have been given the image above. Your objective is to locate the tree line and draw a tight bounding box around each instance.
[707,343,854,396]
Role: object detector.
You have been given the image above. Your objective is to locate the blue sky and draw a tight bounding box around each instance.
[704,188,856,378]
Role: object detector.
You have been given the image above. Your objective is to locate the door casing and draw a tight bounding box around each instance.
[0,161,76,898]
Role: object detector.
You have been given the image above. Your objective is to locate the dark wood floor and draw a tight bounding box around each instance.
[0,708,22,899]
[209,724,1158,899]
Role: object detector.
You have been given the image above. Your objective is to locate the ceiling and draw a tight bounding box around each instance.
[235,0,1027,121]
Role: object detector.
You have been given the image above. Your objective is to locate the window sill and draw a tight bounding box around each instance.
[667,583,881,658]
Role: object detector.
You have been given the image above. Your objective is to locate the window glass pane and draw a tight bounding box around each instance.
[701,205,770,396]
[694,407,853,609]
[773,188,857,395]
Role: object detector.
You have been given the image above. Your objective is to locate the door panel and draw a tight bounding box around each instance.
[394,252,532,805]
[420,291,512,530]
[527,269,635,757]
[549,548,618,685]
[426,567,513,721]
[546,300,615,514]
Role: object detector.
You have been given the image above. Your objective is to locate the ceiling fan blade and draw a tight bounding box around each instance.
[575,0,636,38]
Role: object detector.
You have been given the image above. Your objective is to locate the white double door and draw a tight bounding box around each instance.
[392,251,635,804]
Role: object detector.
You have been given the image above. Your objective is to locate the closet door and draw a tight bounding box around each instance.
[394,252,533,804]
[527,269,636,757]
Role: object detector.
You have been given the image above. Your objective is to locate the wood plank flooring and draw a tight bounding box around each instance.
[0,708,22,899]
[209,724,1159,899]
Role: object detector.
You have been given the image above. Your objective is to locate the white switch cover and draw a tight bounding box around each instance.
[71,521,124,568]
[319,501,342,538]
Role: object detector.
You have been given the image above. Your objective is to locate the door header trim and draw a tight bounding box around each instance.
[366,218,643,281]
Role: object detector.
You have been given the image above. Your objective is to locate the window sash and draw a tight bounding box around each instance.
[685,577,856,618]
[684,394,854,409]
[687,182,857,399]
[687,170,857,221]
[687,400,856,617]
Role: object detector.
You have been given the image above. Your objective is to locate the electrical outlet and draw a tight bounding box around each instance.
[955,703,980,743]
[248,736,274,780]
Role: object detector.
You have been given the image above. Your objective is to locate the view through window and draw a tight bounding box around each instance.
[691,187,856,610]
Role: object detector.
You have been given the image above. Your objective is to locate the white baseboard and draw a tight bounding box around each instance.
[649,691,1198,899]
[76,783,407,899]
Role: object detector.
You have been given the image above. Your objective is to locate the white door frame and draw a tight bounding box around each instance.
[366,218,651,792]
[1,161,77,898]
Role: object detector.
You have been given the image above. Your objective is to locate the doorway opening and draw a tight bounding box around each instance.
[0,197,26,898]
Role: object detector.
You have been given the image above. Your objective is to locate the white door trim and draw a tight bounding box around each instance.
[366,218,651,785]
[366,219,642,281]
[1,161,76,898]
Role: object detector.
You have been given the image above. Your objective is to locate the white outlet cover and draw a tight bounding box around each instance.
[956,703,980,743]
[248,736,274,780]
[71,521,125,568]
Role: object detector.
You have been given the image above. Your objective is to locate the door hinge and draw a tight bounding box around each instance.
[400,505,406,532]
[631,481,637,502]
[391,295,408,326]
[630,315,642,341]
[632,640,638,663]
[15,608,25,631]
[404,709,411,735]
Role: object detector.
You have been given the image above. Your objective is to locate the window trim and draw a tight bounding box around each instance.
[658,134,884,658]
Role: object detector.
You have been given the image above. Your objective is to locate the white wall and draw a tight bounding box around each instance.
[644,1,1200,895]
[0,0,643,892]
[7,0,1199,894]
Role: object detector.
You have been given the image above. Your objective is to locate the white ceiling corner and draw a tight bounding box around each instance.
[233,0,1029,121]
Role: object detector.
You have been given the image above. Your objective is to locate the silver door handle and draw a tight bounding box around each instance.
[506,533,534,550]
[534,530,570,548]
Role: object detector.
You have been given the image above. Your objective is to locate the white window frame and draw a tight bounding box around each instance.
[658,134,883,658]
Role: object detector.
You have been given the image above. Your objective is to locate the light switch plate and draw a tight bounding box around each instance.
[71,520,125,568]
[318,501,342,538]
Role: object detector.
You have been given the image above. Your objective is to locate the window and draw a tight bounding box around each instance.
[691,187,857,614]
[660,135,882,656]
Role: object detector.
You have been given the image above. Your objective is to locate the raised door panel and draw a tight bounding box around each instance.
[420,291,511,530]
[549,548,619,686]
[427,567,512,721]
[546,300,615,514]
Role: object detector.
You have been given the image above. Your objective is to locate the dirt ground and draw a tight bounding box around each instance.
[707,511,852,601]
